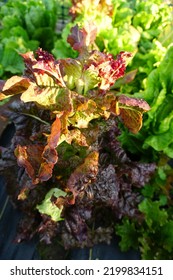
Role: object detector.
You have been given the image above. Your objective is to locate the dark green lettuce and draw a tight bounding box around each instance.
[0,0,59,79]
[119,45,173,159]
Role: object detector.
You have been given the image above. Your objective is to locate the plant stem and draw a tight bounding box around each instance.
[0,196,9,221]
[22,113,50,125]
[89,248,93,260]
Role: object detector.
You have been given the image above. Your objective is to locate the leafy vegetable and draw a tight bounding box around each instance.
[14,117,61,184]
[56,0,172,94]
[119,45,173,159]
[36,188,67,222]
[116,161,173,259]
[0,0,60,79]
[0,23,154,259]
[0,24,150,134]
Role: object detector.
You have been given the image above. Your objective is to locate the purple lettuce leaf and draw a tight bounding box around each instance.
[0,76,30,101]
[0,100,55,200]
[66,151,99,199]
[14,117,61,184]
[51,120,156,247]
[21,48,66,87]
[67,23,97,54]
[84,50,132,92]
[117,94,150,133]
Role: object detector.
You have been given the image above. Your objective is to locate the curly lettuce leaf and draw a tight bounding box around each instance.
[67,23,97,54]
[21,49,66,87]
[0,76,30,101]
[139,199,168,228]
[21,84,73,113]
[115,219,139,251]
[69,95,99,128]
[161,221,173,253]
[118,95,150,133]
[84,50,132,92]
[1,24,149,137]
[141,46,173,156]
[66,151,99,195]
[69,0,113,21]
[36,188,66,222]
[0,0,59,79]
[14,117,61,184]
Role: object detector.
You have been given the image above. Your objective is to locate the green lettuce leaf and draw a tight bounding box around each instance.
[36,188,66,222]
[142,45,173,156]
[120,45,173,158]
[115,219,139,251]
[161,221,173,253]
[139,199,168,228]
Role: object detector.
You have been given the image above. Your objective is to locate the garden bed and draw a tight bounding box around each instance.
[1,0,173,260]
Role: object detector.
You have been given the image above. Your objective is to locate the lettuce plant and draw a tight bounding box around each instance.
[0,0,60,79]
[116,158,173,260]
[119,44,173,160]
[54,0,172,94]
[0,24,155,259]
